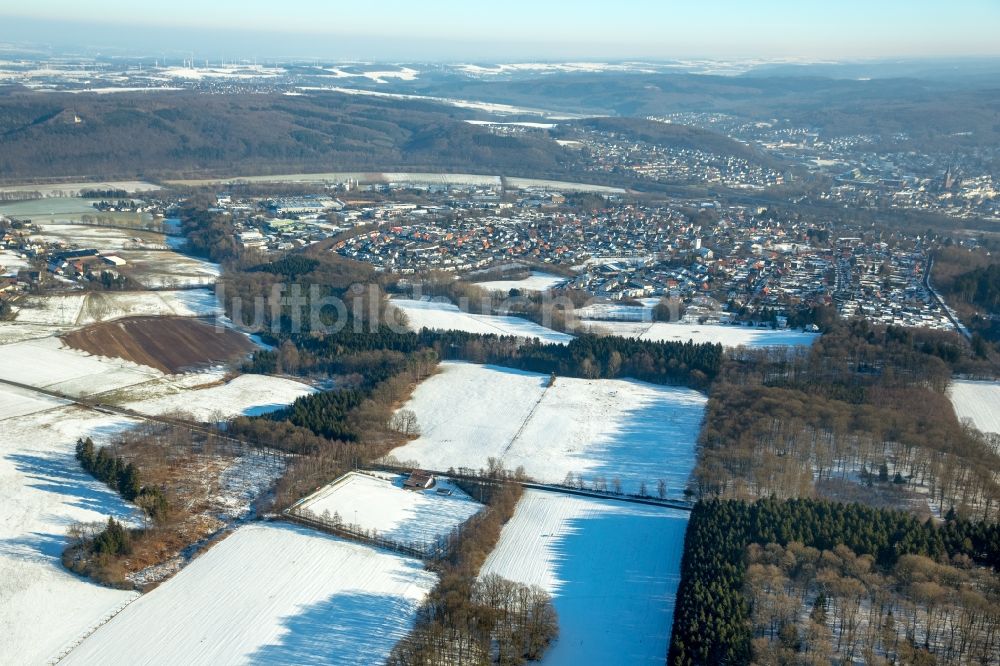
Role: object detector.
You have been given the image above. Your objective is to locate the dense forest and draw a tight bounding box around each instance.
[932,246,1000,354]
[669,498,1000,665]
[949,263,1000,312]
[693,320,1000,520]
[0,92,580,182]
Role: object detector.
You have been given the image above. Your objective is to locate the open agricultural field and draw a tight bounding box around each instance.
[293,472,482,548]
[473,271,568,294]
[0,197,107,216]
[9,293,87,328]
[580,319,819,348]
[0,181,160,198]
[949,379,1000,437]
[480,490,688,666]
[30,222,167,251]
[62,316,255,374]
[75,289,221,326]
[61,522,437,666]
[391,298,572,344]
[114,249,220,288]
[389,362,705,494]
[0,392,143,664]
[0,335,161,397]
[10,289,220,329]
[125,373,316,421]
[0,381,69,420]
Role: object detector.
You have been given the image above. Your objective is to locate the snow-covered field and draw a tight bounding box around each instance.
[0,382,68,420]
[126,373,316,421]
[949,379,1000,436]
[294,472,481,548]
[10,289,220,328]
[474,271,568,293]
[0,394,143,665]
[0,364,319,663]
[391,298,572,344]
[62,522,437,665]
[505,177,626,193]
[390,362,705,494]
[0,249,28,274]
[31,223,165,252]
[480,490,688,666]
[0,336,161,397]
[9,293,87,327]
[78,288,222,325]
[581,319,819,348]
[116,249,220,288]
[0,181,159,198]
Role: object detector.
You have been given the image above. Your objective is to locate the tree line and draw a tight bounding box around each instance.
[388,479,558,665]
[75,437,168,523]
[668,497,1000,665]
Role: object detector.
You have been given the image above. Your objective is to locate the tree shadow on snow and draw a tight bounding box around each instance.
[580,384,703,497]
[543,506,689,666]
[247,589,422,665]
[0,530,70,561]
[7,451,133,517]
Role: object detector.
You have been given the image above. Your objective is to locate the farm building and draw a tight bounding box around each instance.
[404,470,435,490]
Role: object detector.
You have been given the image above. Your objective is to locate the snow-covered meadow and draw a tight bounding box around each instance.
[125,373,316,421]
[294,472,482,547]
[480,490,688,665]
[390,362,705,494]
[580,319,819,348]
[949,379,1000,437]
[0,336,161,397]
[474,271,568,294]
[0,394,143,664]
[116,249,220,288]
[61,522,437,665]
[390,298,572,344]
[10,289,221,329]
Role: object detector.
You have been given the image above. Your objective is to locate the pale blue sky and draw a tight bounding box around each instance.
[2,0,998,60]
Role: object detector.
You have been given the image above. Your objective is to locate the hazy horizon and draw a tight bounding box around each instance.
[2,1,999,62]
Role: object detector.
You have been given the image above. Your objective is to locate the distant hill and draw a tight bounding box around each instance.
[571,117,770,163]
[0,92,576,182]
[425,72,1000,153]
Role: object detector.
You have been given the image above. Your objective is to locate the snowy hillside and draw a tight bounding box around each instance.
[0,395,142,664]
[480,490,688,665]
[62,523,437,665]
[390,362,705,494]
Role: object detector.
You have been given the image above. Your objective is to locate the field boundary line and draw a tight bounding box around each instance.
[47,591,142,665]
[500,380,552,459]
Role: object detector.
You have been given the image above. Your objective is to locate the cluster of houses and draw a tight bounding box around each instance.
[202,183,963,330]
[834,239,954,329]
[577,128,786,190]
[46,248,127,278]
[0,220,128,294]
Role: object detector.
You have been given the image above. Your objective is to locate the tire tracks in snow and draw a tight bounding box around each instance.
[499,379,553,461]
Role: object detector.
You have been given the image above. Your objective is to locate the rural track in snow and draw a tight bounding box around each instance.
[370,463,694,512]
[499,380,553,459]
[2,373,694,510]
[0,375,290,460]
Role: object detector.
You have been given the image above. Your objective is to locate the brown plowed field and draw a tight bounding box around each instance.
[62,316,256,374]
